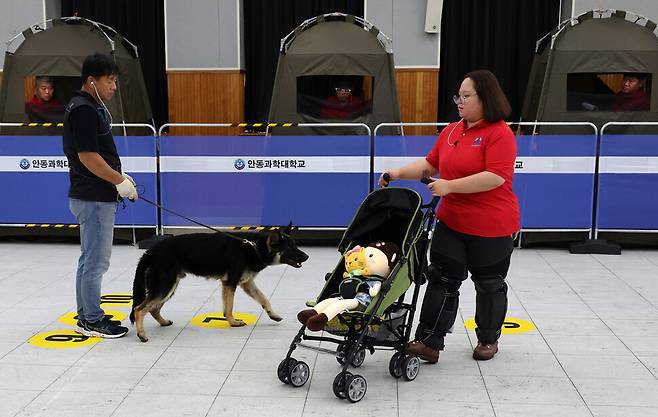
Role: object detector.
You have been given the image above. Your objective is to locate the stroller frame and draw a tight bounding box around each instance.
[277,187,440,402]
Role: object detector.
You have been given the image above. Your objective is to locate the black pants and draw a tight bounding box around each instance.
[415,222,513,350]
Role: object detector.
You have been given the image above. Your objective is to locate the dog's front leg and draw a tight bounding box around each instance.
[240,280,283,322]
[222,284,246,327]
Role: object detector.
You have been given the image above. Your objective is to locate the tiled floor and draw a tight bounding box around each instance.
[1,241,658,416]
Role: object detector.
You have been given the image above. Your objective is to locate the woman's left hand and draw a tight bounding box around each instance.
[427,178,452,196]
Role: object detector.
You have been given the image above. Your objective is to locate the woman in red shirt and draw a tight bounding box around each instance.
[379,70,519,362]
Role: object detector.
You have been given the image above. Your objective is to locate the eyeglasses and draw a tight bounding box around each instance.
[335,87,351,93]
[453,93,477,104]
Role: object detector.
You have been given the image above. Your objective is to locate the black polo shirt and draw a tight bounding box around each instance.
[62,91,121,202]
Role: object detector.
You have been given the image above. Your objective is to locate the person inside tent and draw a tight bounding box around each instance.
[25,76,65,123]
[320,78,365,119]
[614,73,650,111]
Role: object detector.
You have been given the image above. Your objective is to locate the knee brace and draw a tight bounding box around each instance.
[426,263,461,295]
[418,263,462,341]
[473,275,507,294]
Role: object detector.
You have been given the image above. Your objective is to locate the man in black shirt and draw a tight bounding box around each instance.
[63,53,137,339]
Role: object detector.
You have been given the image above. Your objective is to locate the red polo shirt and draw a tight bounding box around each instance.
[426,119,520,237]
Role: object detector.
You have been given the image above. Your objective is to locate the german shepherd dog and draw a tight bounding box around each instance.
[129,224,309,342]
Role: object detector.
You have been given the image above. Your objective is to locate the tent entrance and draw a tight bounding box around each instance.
[567,73,652,112]
[296,75,373,119]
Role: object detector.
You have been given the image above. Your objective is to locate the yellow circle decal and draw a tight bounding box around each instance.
[463,317,535,334]
[28,330,102,349]
[58,310,128,327]
[190,312,258,329]
[100,294,133,307]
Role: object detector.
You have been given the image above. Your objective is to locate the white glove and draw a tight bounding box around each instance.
[116,173,138,201]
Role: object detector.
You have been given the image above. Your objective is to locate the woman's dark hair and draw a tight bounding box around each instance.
[464,69,511,122]
[81,53,119,84]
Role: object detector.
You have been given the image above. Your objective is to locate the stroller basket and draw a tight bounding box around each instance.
[324,306,409,342]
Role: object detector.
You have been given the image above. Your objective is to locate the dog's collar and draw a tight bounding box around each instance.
[242,238,257,250]
[243,238,268,270]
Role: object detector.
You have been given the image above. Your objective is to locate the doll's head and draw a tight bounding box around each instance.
[363,241,400,277]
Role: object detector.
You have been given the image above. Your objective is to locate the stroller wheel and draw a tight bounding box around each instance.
[288,360,310,387]
[403,356,421,381]
[336,343,347,365]
[351,347,367,367]
[277,358,298,384]
[345,374,368,403]
[332,371,352,399]
[388,352,404,378]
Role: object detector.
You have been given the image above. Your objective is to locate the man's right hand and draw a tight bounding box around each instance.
[116,174,138,201]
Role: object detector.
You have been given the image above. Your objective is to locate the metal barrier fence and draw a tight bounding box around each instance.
[156,123,371,231]
[595,122,658,238]
[0,123,158,232]
[8,120,658,240]
[374,122,598,243]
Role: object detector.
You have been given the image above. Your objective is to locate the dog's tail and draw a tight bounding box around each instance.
[130,251,151,324]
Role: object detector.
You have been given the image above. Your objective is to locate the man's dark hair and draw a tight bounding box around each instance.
[35,76,54,85]
[623,72,648,80]
[81,53,119,84]
[464,69,511,122]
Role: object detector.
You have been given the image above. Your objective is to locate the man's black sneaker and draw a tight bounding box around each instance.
[76,315,121,326]
[102,315,122,326]
[77,318,128,339]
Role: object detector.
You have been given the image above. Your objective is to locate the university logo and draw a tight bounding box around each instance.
[19,158,30,170]
[234,158,246,170]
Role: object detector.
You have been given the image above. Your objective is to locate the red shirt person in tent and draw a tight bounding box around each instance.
[25,76,65,123]
[320,78,364,119]
[614,73,650,111]
[379,70,520,363]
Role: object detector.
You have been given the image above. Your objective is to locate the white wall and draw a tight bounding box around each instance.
[165,0,242,70]
[0,0,45,69]
[366,0,440,67]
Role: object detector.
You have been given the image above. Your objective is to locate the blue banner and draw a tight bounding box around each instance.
[0,135,157,226]
[514,135,596,229]
[597,135,658,230]
[159,135,371,227]
[375,134,597,230]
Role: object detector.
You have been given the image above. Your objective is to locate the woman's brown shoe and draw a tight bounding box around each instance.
[473,341,498,360]
[405,340,439,364]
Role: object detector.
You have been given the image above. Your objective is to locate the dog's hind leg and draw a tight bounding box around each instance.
[150,303,173,327]
[240,280,282,322]
[134,306,149,343]
[222,284,246,327]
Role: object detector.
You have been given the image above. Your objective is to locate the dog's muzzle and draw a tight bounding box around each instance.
[282,248,309,268]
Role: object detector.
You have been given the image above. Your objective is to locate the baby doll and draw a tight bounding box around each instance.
[297,241,400,331]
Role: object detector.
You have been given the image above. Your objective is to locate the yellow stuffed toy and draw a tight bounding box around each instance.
[342,245,371,278]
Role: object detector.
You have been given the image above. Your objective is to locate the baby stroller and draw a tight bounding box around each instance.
[277,183,439,402]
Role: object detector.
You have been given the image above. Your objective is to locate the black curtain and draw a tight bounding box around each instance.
[243,0,364,123]
[61,0,168,128]
[438,0,561,122]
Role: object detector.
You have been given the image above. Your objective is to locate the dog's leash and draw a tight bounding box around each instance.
[133,187,261,254]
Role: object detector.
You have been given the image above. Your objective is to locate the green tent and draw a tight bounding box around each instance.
[0,16,152,134]
[521,9,658,133]
[268,13,401,135]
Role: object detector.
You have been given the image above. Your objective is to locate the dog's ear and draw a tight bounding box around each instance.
[283,221,293,236]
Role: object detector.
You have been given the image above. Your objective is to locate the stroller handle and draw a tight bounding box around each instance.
[381,173,434,186]
[382,173,440,208]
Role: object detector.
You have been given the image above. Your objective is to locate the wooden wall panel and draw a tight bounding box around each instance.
[24,76,36,102]
[395,68,439,136]
[166,70,244,136]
